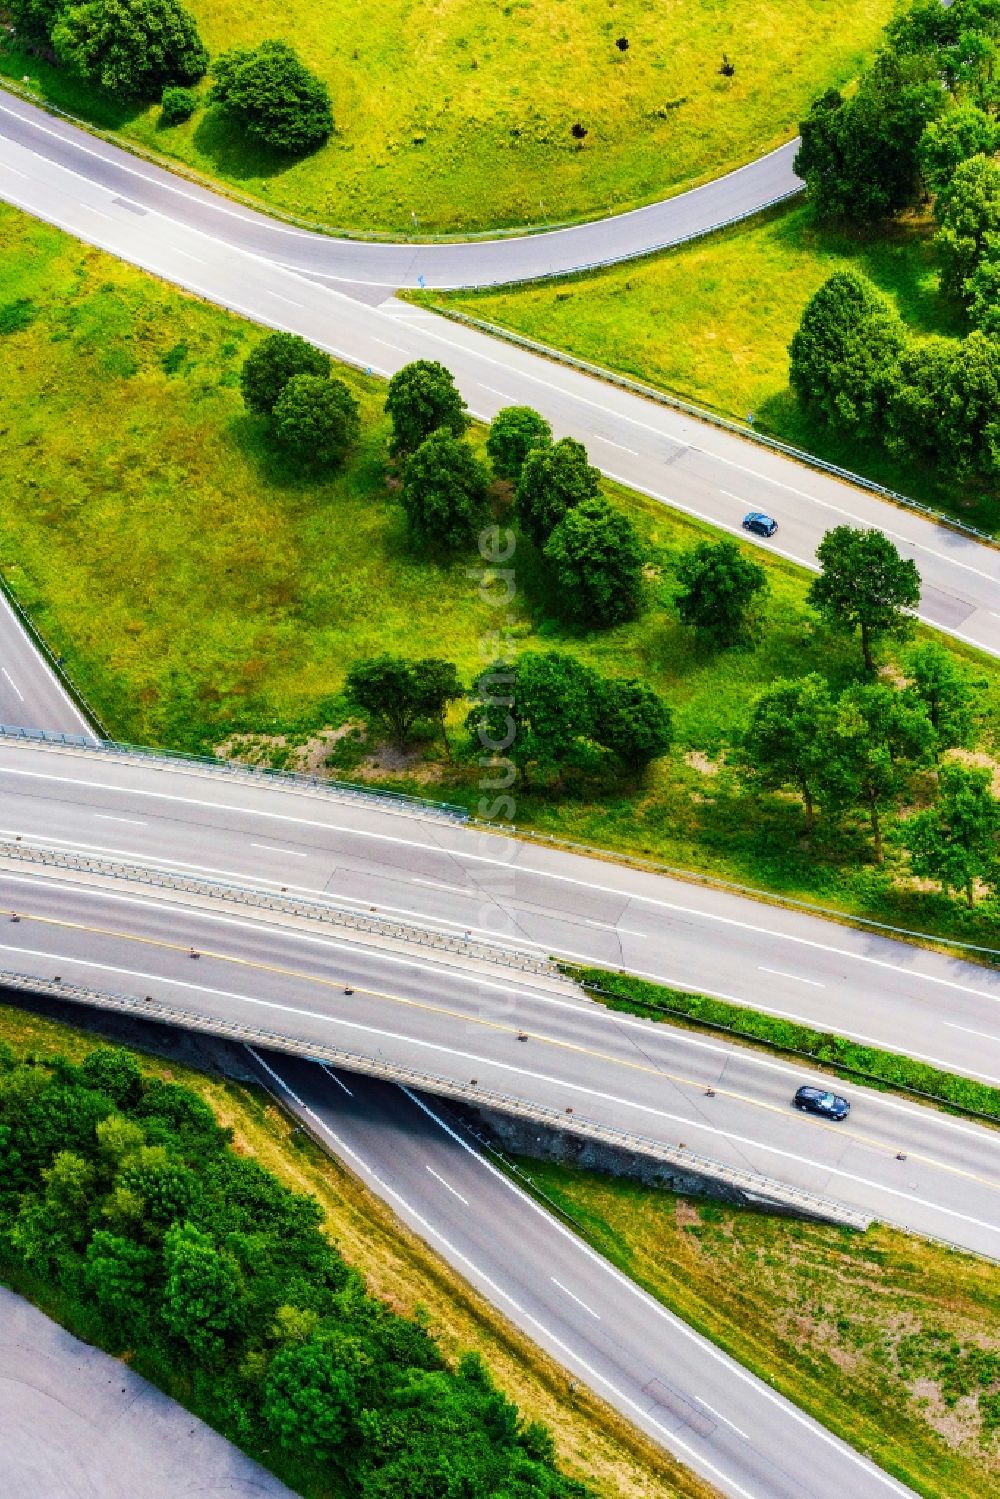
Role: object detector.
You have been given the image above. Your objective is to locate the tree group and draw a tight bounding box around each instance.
[0,1043,588,1499]
[240,332,359,470]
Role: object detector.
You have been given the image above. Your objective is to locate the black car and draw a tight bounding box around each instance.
[793,1085,850,1121]
[743,511,778,538]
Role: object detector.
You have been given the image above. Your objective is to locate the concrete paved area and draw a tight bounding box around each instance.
[0,1285,298,1499]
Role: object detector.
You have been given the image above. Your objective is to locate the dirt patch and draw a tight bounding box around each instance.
[948,748,1000,794]
[684,751,721,776]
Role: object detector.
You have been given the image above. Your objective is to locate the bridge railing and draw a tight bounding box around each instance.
[0,967,871,1231]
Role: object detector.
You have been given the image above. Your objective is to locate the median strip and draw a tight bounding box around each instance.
[567,966,1000,1126]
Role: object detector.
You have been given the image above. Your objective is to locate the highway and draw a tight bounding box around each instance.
[1,100,999,690]
[1,739,999,1088]
[1,827,999,1257]
[248,1051,919,1499]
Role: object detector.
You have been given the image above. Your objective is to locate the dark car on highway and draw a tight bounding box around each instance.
[743,511,778,538]
[793,1085,850,1121]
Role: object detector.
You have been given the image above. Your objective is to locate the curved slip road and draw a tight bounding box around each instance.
[251,1052,920,1499]
[1,116,998,685]
[2,739,999,1088]
[0,91,802,288]
[2,849,999,1257]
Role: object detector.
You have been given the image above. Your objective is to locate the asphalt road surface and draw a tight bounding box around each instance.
[1,107,999,683]
[1,740,998,1088]
[2,852,998,1256]
[0,91,803,286]
[0,1284,296,1499]
[250,1052,919,1499]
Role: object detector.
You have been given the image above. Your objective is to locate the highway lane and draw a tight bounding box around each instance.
[2,741,1000,1085]
[2,865,999,1255]
[1,124,998,696]
[0,590,93,740]
[251,1053,918,1499]
[0,91,803,287]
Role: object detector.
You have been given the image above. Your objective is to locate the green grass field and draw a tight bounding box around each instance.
[512,1158,1000,1499]
[1,0,894,233]
[1,203,998,946]
[428,202,1000,532]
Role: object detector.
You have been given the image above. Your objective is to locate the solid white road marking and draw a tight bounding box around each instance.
[1,668,23,701]
[319,1063,353,1096]
[696,1397,750,1441]
[426,1165,470,1205]
[758,967,826,989]
[551,1277,601,1319]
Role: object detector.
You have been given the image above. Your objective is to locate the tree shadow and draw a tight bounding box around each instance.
[191,106,311,183]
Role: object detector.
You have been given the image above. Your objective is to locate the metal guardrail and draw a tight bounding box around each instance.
[0,967,870,1229]
[425,306,1000,546]
[0,723,468,821]
[0,839,554,977]
[0,570,107,736]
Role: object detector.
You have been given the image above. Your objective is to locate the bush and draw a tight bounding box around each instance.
[160,84,197,125]
[788,271,906,435]
[271,375,360,469]
[674,538,768,645]
[53,0,208,99]
[514,437,601,546]
[211,40,333,154]
[485,406,552,482]
[240,332,331,416]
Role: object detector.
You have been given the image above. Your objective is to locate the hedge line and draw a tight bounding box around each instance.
[567,966,1000,1123]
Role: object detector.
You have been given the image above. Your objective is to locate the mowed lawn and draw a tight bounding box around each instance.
[430,202,999,532]
[515,1160,1000,1499]
[2,0,894,233]
[2,204,999,943]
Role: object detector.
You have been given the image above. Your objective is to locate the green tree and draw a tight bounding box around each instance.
[485,406,552,481]
[543,496,645,627]
[938,331,1000,477]
[888,0,1000,99]
[788,272,907,435]
[469,651,599,782]
[514,437,601,545]
[264,1338,360,1460]
[824,682,934,862]
[966,251,1000,335]
[42,1150,95,1245]
[594,678,673,773]
[240,332,331,416]
[918,104,1000,196]
[271,375,360,468]
[6,0,65,47]
[80,1046,143,1108]
[345,655,462,748]
[84,1230,160,1334]
[117,1145,199,1234]
[95,1114,146,1175]
[400,429,489,550]
[674,539,768,646]
[739,674,837,832]
[934,153,1000,301]
[899,764,1000,906]
[384,361,467,458]
[794,51,942,223]
[887,336,960,469]
[211,40,333,153]
[808,526,921,672]
[906,642,981,753]
[163,1220,241,1361]
[53,0,207,98]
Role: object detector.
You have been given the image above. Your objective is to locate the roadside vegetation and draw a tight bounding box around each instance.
[568,967,1000,1123]
[0,0,895,232]
[511,1155,1000,1499]
[0,204,998,949]
[0,999,704,1499]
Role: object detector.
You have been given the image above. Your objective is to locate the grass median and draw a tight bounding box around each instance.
[1,0,894,233]
[567,966,1000,1124]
